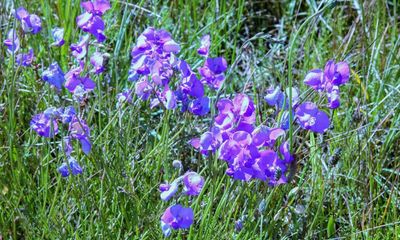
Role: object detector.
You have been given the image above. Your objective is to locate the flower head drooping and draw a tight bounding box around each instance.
[295,102,330,133]
[57,156,83,177]
[30,112,58,138]
[304,60,350,109]
[69,116,92,155]
[16,48,34,67]
[76,0,110,42]
[161,204,194,237]
[42,62,65,90]
[50,27,65,47]
[14,7,42,34]
[4,29,20,54]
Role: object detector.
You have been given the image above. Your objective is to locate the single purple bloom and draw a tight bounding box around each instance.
[4,29,20,53]
[161,204,194,231]
[159,183,170,192]
[116,89,133,106]
[81,0,111,16]
[21,14,41,34]
[327,85,340,109]
[69,157,83,175]
[16,48,34,66]
[90,52,105,74]
[69,117,91,155]
[161,88,177,109]
[189,96,210,116]
[14,7,29,21]
[57,106,76,123]
[304,69,324,91]
[252,126,285,147]
[180,74,204,98]
[183,171,204,196]
[135,80,152,100]
[65,64,96,94]
[50,27,65,47]
[324,60,350,86]
[160,177,181,201]
[295,102,330,133]
[197,34,210,56]
[70,35,90,59]
[265,86,299,110]
[219,139,241,162]
[199,57,227,89]
[76,13,106,42]
[30,113,58,138]
[42,62,65,90]
[58,163,70,177]
[235,219,244,232]
[279,141,294,163]
[62,137,74,156]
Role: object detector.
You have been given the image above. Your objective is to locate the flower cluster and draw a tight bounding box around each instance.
[304,60,350,109]
[191,94,292,185]
[30,106,90,177]
[191,60,350,185]
[21,1,111,177]
[3,7,40,64]
[76,0,111,42]
[160,170,204,236]
[127,29,227,116]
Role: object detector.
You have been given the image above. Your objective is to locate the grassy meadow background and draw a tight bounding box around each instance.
[1,0,400,239]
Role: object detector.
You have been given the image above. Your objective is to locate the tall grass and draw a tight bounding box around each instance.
[0,0,399,239]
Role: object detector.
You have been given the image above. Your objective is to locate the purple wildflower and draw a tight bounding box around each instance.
[160,177,182,201]
[304,60,350,109]
[90,52,105,74]
[69,116,92,155]
[65,63,96,95]
[197,34,210,56]
[76,0,110,42]
[295,102,330,133]
[14,7,42,34]
[116,89,133,106]
[70,35,90,59]
[30,113,58,138]
[42,62,65,90]
[4,29,20,53]
[161,204,194,236]
[16,48,34,66]
[69,157,83,175]
[58,163,70,177]
[189,96,210,116]
[58,157,83,177]
[50,28,65,47]
[183,171,204,196]
[199,57,227,90]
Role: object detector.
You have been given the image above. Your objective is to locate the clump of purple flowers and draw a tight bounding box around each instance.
[126,29,227,116]
[190,60,350,185]
[159,168,204,236]
[30,106,91,177]
[191,94,292,185]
